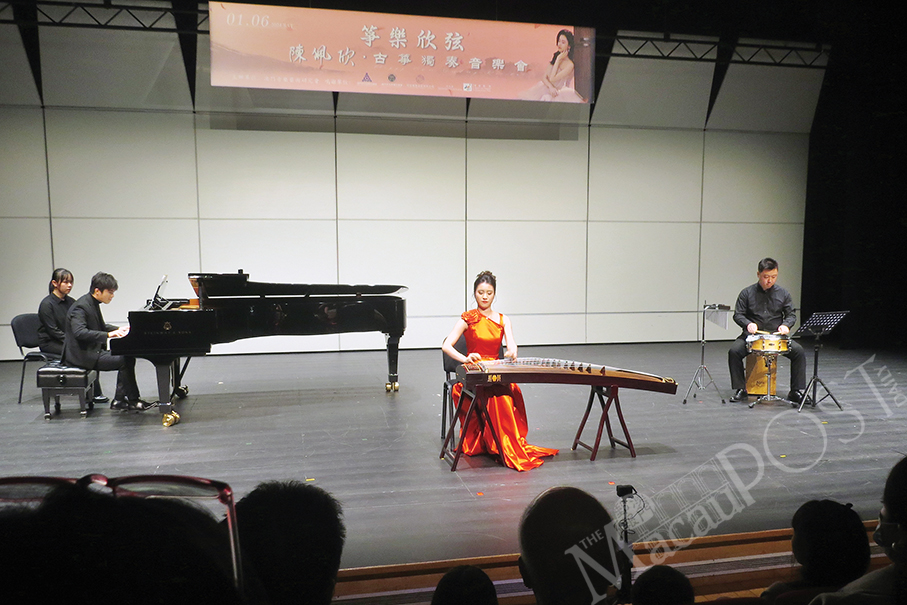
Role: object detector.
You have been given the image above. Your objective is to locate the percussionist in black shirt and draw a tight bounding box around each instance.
[728,257,806,403]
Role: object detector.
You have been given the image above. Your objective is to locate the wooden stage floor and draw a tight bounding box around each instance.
[1,340,905,570]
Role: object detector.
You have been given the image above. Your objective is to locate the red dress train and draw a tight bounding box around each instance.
[451,310,558,471]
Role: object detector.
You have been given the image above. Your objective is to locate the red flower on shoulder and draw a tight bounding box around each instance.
[461,309,483,325]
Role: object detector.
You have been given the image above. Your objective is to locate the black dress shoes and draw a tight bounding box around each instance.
[788,390,805,404]
[111,399,157,411]
[730,389,749,402]
[128,399,158,411]
[93,395,109,404]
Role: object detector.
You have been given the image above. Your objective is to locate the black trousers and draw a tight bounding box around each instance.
[93,352,140,401]
[728,336,806,393]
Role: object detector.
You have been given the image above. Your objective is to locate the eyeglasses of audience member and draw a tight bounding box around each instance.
[0,473,244,594]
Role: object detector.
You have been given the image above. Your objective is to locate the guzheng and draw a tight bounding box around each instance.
[110,271,407,426]
[456,357,678,394]
[443,357,676,470]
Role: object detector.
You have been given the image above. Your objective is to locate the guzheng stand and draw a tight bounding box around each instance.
[795,311,848,412]
[440,385,506,472]
[683,302,729,404]
[572,385,635,459]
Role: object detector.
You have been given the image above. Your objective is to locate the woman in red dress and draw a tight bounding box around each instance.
[442,271,558,471]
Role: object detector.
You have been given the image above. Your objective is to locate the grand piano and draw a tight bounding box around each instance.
[110,271,407,426]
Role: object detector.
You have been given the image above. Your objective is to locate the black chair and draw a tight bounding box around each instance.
[441,335,468,438]
[11,313,60,404]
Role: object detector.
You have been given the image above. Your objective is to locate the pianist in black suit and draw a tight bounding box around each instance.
[63,272,150,411]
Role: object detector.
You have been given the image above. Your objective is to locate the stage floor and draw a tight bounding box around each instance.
[1,340,904,569]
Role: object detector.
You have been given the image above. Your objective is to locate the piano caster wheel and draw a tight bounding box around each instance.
[174,386,189,399]
[162,411,181,427]
[385,382,399,392]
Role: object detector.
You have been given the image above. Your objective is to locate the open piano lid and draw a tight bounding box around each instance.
[188,271,407,298]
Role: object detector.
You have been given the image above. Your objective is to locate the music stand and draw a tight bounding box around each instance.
[683,302,729,404]
[794,311,849,412]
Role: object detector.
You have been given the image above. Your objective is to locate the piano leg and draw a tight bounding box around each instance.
[173,357,191,399]
[151,359,180,427]
[385,335,400,392]
[153,363,174,414]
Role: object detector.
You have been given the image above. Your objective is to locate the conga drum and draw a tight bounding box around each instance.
[744,334,789,395]
[745,354,777,395]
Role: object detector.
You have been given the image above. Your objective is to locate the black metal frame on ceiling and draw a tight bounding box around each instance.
[0,1,830,68]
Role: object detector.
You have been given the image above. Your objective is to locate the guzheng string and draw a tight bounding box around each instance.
[478,357,599,373]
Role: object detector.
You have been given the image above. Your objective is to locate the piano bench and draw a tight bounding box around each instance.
[36,362,97,420]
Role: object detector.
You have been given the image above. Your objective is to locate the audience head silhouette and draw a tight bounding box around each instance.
[1,482,243,604]
[631,564,695,605]
[234,479,345,605]
[790,499,870,587]
[877,456,907,565]
[519,486,622,605]
[431,564,498,605]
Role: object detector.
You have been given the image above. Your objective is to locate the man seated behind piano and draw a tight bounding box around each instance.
[728,257,806,404]
[63,272,153,411]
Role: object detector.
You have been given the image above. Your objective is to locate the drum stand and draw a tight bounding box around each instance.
[683,302,728,404]
[796,311,849,412]
[749,351,789,408]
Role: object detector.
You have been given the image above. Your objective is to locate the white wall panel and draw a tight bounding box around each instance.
[708,63,825,134]
[51,218,201,323]
[337,220,464,319]
[0,25,40,106]
[587,312,699,344]
[337,133,465,220]
[0,107,49,217]
[199,219,338,285]
[339,331,395,352]
[337,93,467,121]
[0,218,53,328]
[468,99,589,125]
[396,316,462,350]
[508,314,586,347]
[197,128,336,220]
[589,128,704,222]
[699,222,804,341]
[466,221,586,317]
[702,132,808,224]
[592,55,714,129]
[466,128,589,221]
[45,109,198,219]
[0,331,21,361]
[41,27,192,110]
[587,222,701,313]
[0,32,822,358]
